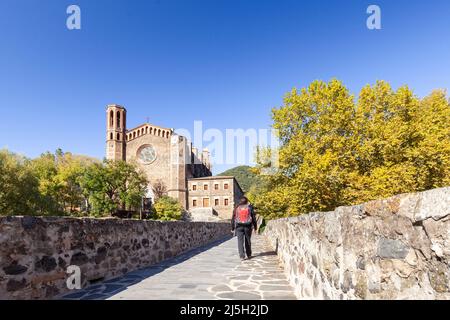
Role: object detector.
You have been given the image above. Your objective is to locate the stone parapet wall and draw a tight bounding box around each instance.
[0,217,230,300]
[264,187,450,300]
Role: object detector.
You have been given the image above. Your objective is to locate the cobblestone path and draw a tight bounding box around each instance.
[62,235,297,300]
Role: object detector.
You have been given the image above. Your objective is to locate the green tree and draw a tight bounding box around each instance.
[153,196,183,221]
[1,149,145,217]
[79,160,148,217]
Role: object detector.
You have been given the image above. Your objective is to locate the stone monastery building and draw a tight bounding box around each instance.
[105,104,243,220]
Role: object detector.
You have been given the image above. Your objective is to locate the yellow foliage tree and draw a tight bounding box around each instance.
[251,80,450,218]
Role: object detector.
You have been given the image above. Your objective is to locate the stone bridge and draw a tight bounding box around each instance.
[265,187,450,300]
[61,236,296,300]
[0,187,449,300]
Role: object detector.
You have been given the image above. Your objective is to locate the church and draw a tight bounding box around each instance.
[105,104,244,220]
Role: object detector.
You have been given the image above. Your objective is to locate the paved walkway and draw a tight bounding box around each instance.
[62,235,297,300]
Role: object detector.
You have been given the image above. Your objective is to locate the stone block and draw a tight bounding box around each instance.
[377,238,410,259]
[414,187,450,222]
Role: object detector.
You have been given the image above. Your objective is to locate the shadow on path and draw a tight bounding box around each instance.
[61,236,232,300]
[250,251,277,259]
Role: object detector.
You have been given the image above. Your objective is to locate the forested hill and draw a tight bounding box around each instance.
[218,165,260,193]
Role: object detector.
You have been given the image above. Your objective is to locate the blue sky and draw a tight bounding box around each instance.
[1,0,449,174]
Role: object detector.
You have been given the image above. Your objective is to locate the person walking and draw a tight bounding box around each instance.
[231,196,257,261]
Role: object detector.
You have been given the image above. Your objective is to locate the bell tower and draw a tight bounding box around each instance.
[106,104,127,161]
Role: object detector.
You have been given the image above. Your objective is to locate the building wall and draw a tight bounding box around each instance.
[168,135,189,209]
[187,178,244,220]
[125,131,211,209]
[106,105,126,161]
[125,128,172,198]
[0,217,230,300]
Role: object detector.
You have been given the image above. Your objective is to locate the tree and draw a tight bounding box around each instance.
[0,149,146,217]
[27,151,61,214]
[269,79,356,215]
[153,196,183,221]
[26,150,97,215]
[79,160,148,217]
[152,179,168,200]
[54,152,94,213]
[0,150,41,216]
[251,80,450,219]
[413,90,450,188]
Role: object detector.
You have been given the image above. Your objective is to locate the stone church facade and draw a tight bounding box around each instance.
[105,104,243,220]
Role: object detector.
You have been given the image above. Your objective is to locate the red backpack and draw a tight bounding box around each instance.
[235,204,252,225]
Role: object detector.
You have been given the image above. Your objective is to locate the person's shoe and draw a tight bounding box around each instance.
[247,255,252,260]
[240,257,246,261]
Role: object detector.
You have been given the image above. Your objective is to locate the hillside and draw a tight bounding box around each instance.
[218,165,260,193]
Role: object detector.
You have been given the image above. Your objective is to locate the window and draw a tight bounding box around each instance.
[224,183,229,190]
[117,111,121,128]
[192,185,197,191]
[204,184,208,191]
[203,198,210,207]
[193,200,197,207]
[110,132,113,140]
[224,199,229,206]
[214,199,219,206]
[214,184,219,190]
[110,110,114,127]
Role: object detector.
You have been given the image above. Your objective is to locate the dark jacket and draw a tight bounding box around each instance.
[231,204,257,231]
